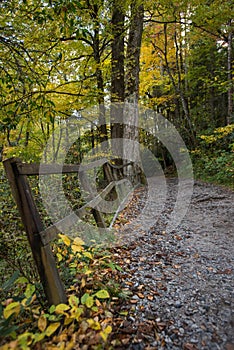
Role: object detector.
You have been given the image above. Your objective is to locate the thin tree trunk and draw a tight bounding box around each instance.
[164,24,196,146]
[227,19,233,125]
[92,3,108,146]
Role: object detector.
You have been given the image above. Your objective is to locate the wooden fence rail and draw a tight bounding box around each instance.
[3,157,131,306]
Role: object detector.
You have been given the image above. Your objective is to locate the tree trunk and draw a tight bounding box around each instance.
[227,19,233,125]
[125,3,144,101]
[124,2,144,184]
[164,24,196,146]
[92,3,108,146]
[110,0,125,162]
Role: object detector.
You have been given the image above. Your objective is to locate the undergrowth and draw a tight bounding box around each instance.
[191,124,234,189]
[0,168,126,349]
[0,234,125,350]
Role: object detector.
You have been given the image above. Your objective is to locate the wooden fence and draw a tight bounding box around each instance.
[3,157,131,306]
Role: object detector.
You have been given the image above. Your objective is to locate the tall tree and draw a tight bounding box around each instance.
[140,0,233,145]
[227,19,233,125]
[125,2,144,102]
[124,1,144,180]
[109,0,125,167]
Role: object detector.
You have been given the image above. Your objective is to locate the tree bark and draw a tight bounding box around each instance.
[110,0,125,161]
[227,19,233,125]
[163,24,196,146]
[125,3,144,101]
[91,3,108,146]
[124,2,144,183]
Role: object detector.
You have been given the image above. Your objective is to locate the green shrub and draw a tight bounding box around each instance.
[192,124,234,188]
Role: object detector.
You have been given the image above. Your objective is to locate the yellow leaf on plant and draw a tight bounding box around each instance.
[70,306,84,321]
[100,325,112,341]
[87,319,101,330]
[69,263,77,268]
[24,284,35,299]
[68,295,79,307]
[59,234,71,246]
[45,322,60,336]
[21,294,36,307]
[95,290,110,299]
[21,298,27,307]
[81,277,86,288]
[38,315,47,332]
[55,304,70,314]
[83,251,92,259]
[119,311,128,316]
[64,317,73,326]
[33,332,46,342]
[73,237,85,246]
[64,340,75,350]
[3,301,21,319]
[18,332,33,346]
[16,277,28,284]
[81,293,89,304]
[85,296,94,308]
[57,253,63,262]
[71,244,83,253]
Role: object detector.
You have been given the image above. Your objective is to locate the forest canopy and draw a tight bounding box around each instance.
[0,0,233,178]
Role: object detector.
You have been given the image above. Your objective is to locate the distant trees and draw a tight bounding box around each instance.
[140,0,233,146]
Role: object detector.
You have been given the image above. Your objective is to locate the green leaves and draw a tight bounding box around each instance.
[95,289,110,299]
[192,124,234,188]
[68,295,79,307]
[1,270,20,291]
[24,284,36,299]
[55,303,70,314]
[81,293,94,308]
[80,289,110,309]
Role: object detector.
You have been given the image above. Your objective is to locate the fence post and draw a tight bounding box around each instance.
[3,157,67,306]
[79,170,106,228]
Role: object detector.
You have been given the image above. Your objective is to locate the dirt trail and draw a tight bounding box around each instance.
[111,180,234,350]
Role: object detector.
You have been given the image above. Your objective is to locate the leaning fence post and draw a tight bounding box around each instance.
[3,157,67,306]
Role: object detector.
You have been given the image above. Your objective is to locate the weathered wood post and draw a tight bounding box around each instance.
[79,169,106,228]
[3,157,67,306]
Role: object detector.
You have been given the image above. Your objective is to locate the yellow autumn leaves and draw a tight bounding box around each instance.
[59,234,85,252]
[1,233,115,350]
[3,302,21,320]
[2,289,112,349]
[200,124,234,144]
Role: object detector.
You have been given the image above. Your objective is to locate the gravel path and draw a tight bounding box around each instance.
[111,179,234,350]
